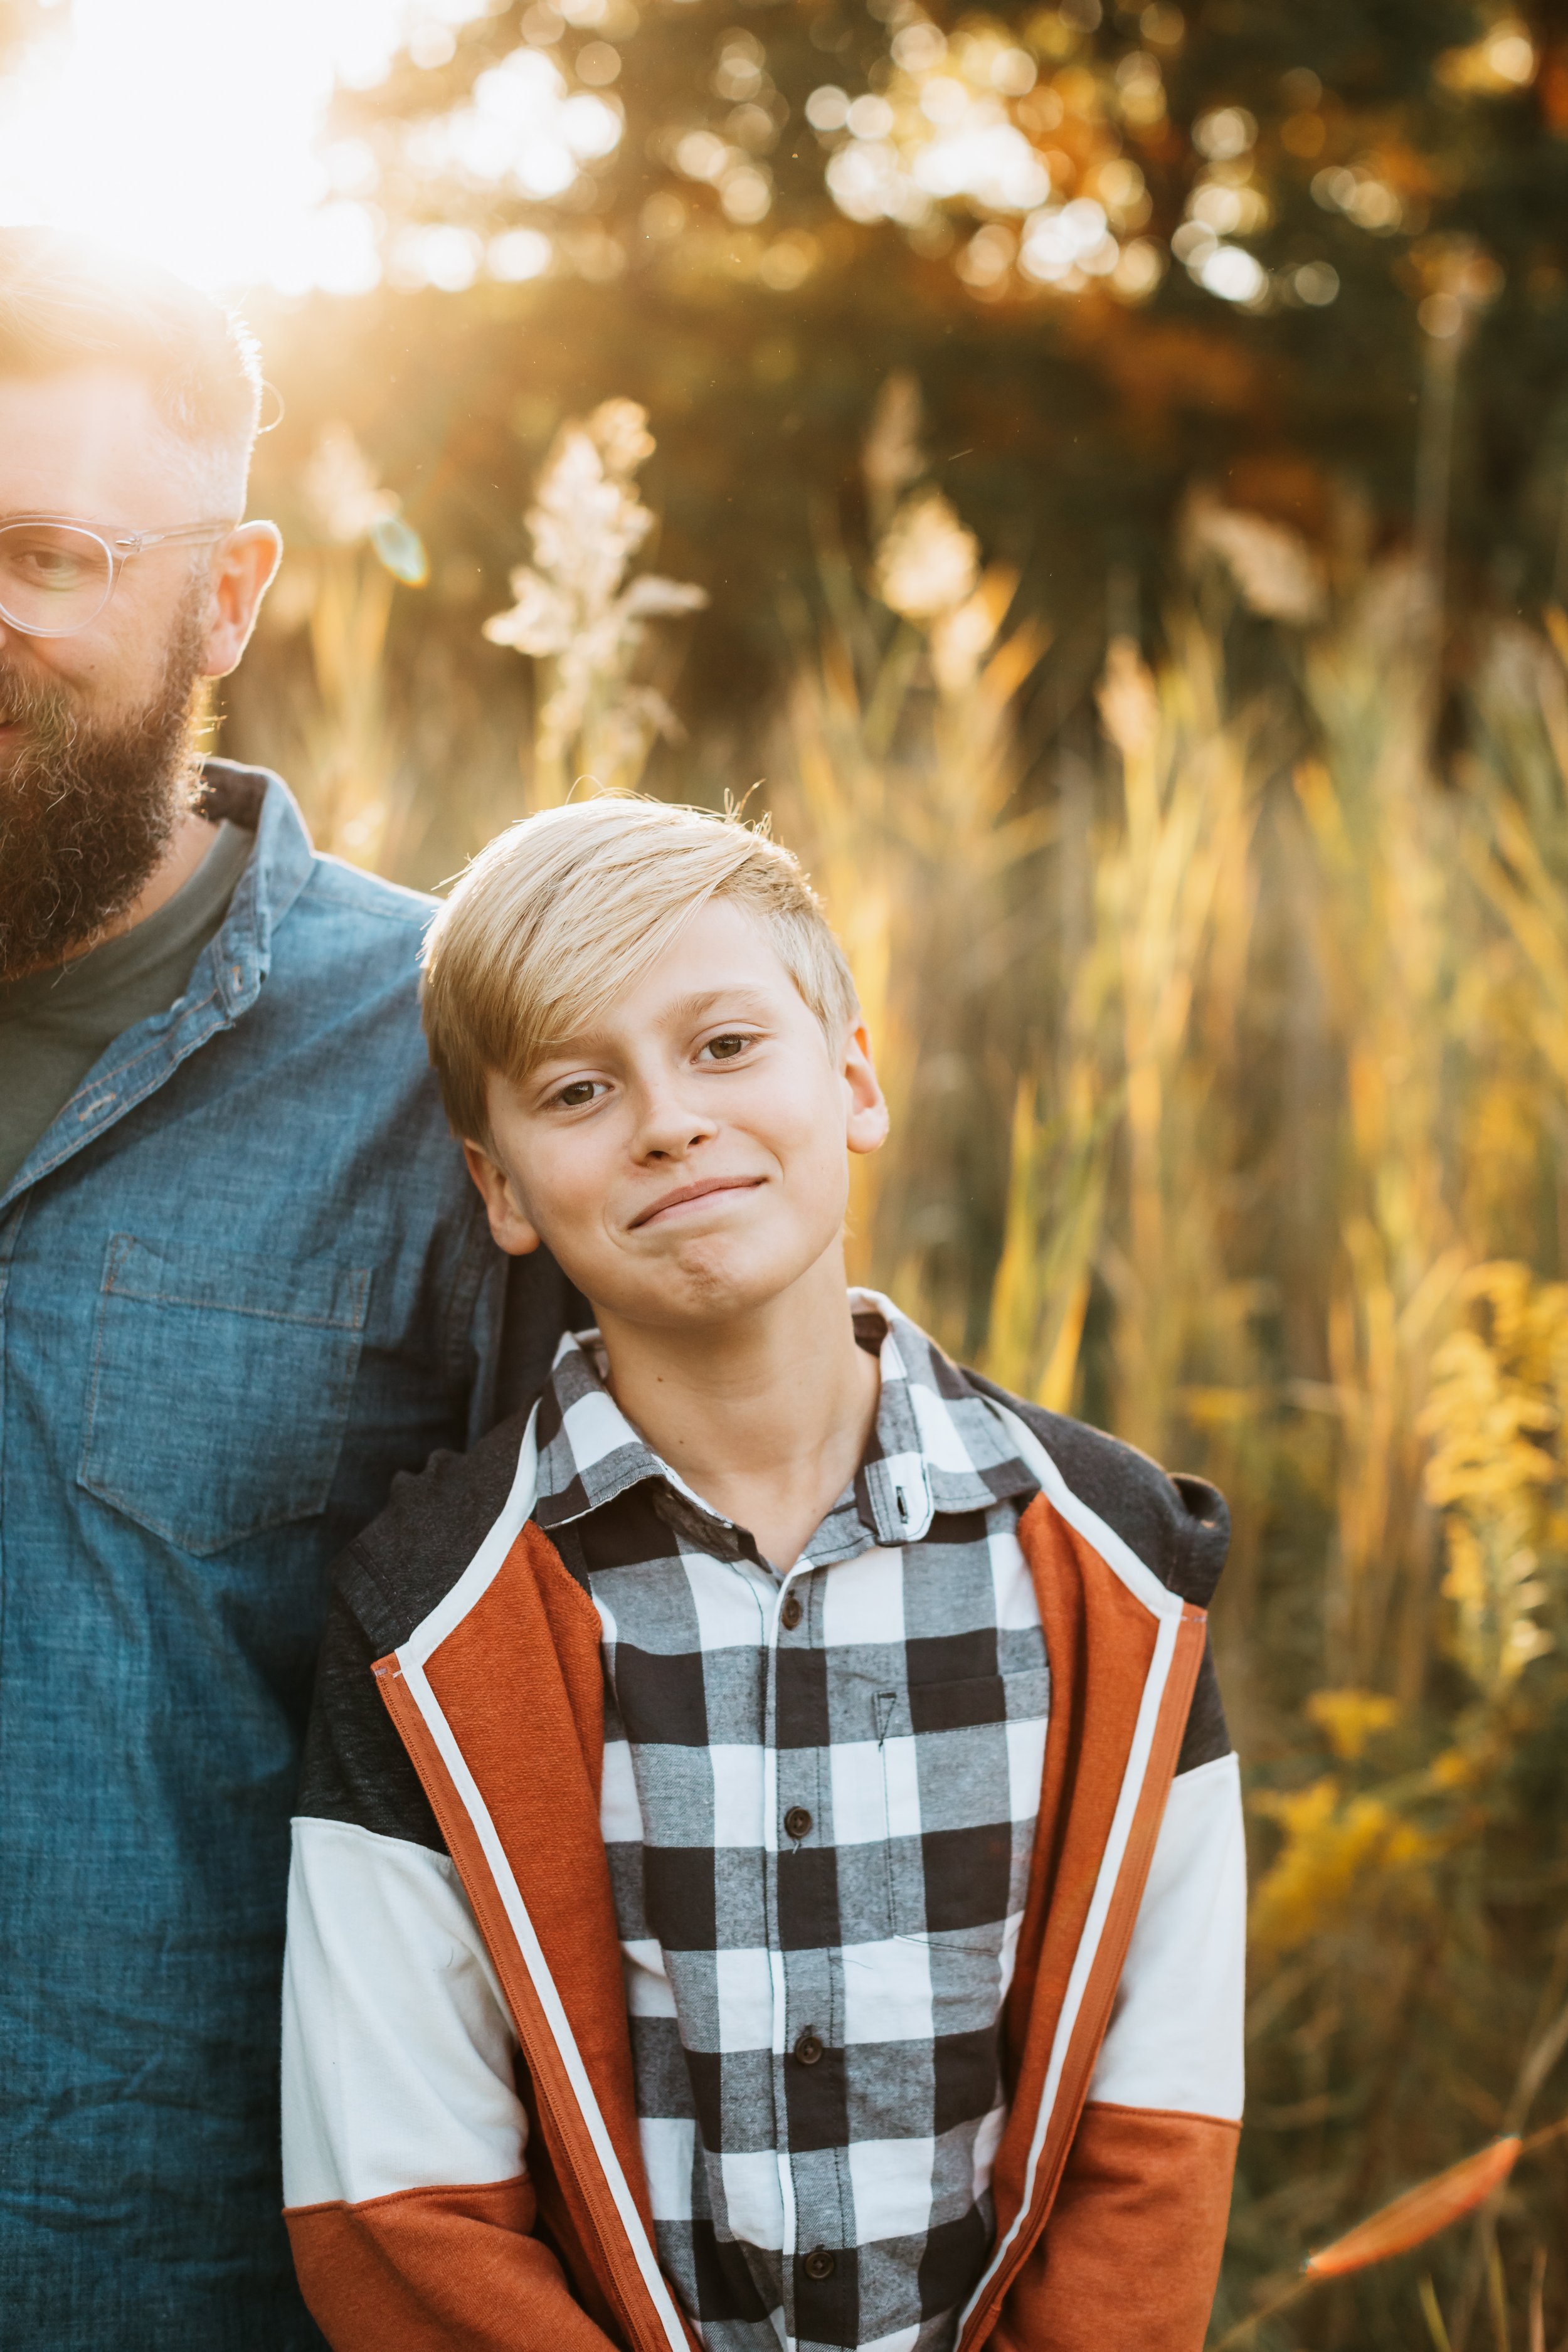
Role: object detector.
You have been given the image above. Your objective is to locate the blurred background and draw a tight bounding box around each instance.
[7,0,1568,2339]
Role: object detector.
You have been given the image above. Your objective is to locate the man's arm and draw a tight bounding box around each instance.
[282,1592,617,2352]
[992,1747,1246,2352]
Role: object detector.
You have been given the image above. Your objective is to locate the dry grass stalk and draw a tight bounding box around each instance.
[1214,2140,1520,2347]
[294,553,400,867]
[985,1071,1109,1412]
[1094,623,1256,1455]
[1424,2273,1459,2352]
[1304,2137,1520,2277]
[985,618,1255,1448]
[1529,2247,1547,2352]
[252,424,432,869]
[1294,563,1471,1698]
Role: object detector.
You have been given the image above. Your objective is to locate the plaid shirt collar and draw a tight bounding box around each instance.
[531,1289,1037,1560]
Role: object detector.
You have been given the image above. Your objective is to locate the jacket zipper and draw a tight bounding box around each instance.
[377,1662,681,2352]
[954,1608,1207,2348]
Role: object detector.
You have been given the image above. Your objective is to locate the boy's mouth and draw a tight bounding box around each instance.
[629,1174,767,1230]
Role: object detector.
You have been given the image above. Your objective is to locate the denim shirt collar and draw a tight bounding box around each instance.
[0,764,313,1218]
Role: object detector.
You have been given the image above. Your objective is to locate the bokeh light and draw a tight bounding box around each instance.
[0,0,484,294]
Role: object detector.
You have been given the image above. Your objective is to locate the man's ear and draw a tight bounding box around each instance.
[201,522,284,679]
[844,1019,890,1157]
[462,1139,544,1256]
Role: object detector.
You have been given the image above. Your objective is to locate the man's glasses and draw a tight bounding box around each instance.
[0,515,239,638]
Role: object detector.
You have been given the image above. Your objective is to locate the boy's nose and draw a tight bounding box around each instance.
[642,1131,712,1162]
[630,1084,720,1162]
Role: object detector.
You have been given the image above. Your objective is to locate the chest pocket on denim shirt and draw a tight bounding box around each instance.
[78,1233,373,1555]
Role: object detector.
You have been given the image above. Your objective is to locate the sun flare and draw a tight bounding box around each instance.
[0,0,477,295]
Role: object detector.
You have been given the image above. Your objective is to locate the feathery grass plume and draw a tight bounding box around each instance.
[773,406,1049,1342]
[1213,2141,1522,2348]
[1092,626,1258,1456]
[484,398,706,808]
[1468,614,1568,1111]
[874,489,980,627]
[1293,558,1471,1699]
[1305,2137,1521,2276]
[1180,484,1326,625]
[861,369,926,539]
[984,619,1257,1433]
[304,423,428,585]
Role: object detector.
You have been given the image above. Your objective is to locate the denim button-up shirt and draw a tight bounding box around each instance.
[0,765,566,2350]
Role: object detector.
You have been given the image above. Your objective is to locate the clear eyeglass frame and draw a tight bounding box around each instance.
[0,513,240,638]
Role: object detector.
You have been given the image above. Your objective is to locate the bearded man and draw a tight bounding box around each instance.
[0,231,571,2349]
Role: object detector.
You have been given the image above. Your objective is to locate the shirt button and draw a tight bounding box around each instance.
[780,1592,803,1631]
[803,2248,836,2282]
[783,1805,812,1840]
[793,2028,824,2065]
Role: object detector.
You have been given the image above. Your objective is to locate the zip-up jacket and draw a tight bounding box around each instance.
[282,1370,1244,2352]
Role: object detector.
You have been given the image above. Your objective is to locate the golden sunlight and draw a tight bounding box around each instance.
[0,0,483,293]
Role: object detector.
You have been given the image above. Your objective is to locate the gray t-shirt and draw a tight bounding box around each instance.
[0,820,253,1194]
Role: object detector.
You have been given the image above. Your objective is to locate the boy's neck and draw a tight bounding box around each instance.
[592,1246,881,1574]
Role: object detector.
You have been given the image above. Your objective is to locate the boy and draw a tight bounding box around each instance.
[282,797,1244,2352]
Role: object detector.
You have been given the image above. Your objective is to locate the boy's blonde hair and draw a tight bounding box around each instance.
[421,796,860,1145]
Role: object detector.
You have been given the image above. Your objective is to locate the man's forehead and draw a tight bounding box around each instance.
[0,365,218,524]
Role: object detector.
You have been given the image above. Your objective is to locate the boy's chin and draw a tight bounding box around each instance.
[593,1233,834,1330]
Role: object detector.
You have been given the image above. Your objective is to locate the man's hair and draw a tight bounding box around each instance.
[0,228,263,486]
[422,796,861,1145]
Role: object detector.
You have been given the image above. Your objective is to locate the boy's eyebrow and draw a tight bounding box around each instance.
[659,986,776,1025]
[526,986,778,1074]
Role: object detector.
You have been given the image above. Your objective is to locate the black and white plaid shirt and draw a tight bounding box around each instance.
[531,1295,1048,2352]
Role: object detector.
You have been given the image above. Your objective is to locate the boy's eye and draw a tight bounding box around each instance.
[704,1034,750,1062]
[553,1078,604,1109]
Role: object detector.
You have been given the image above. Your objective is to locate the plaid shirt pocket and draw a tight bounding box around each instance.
[878,1665,1050,1946]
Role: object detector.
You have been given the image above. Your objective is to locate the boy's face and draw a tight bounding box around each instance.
[464,898,889,1331]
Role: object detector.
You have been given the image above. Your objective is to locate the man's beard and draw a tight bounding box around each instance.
[0,590,210,982]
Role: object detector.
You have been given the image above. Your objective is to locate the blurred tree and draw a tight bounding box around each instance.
[318,0,1568,590]
[231,2,1568,767]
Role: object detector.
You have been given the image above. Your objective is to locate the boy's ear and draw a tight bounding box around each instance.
[844,1019,890,1158]
[462,1139,544,1257]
